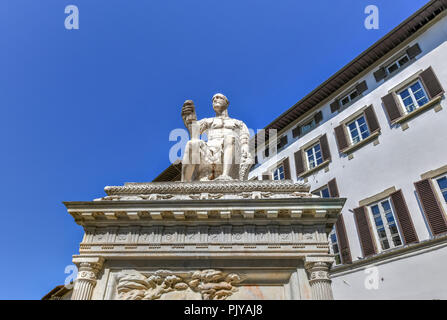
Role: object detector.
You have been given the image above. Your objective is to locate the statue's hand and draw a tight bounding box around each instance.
[181,100,197,121]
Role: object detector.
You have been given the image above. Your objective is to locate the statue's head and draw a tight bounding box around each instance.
[212,93,229,114]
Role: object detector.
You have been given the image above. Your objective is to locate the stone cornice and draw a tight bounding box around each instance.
[104,180,310,196]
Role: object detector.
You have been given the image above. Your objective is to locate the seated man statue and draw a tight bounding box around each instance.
[181,93,253,182]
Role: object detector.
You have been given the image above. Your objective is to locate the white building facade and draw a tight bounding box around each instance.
[245,0,447,299]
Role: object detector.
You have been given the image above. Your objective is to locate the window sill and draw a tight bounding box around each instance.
[394,95,443,124]
[341,130,381,155]
[298,159,330,178]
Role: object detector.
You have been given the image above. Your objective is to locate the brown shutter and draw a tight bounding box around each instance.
[262,172,271,180]
[363,105,380,133]
[355,80,368,95]
[327,178,339,198]
[292,125,301,138]
[374,68,387,82]
[415,179,447,236]
[406,43,422,59]
[334,125,349,152]
[390,190,418,244]
[419,67,444,99]
[294,150,305,176]
[382,93,402,123]
[353,206,377,257]
[330,100,340,113]
[283,158,291,180]
[335,215,352,264]
[314,111,323,124]
[319,134,331,162]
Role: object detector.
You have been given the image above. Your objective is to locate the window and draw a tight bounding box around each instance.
[301,118,317,136]
[386,54,410,75]
[436,176,447,203]
[347,115,370,144]
[397,80,429,114]
[273,165,285,180]
[305,143,323,170]
[328,227,341,265]
[340,89,359,107]
[369,199,402,251]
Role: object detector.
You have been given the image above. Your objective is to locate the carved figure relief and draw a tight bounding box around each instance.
[116,269,242,300]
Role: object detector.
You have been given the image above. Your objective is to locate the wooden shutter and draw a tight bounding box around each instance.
[262,172,271,180]
[283,158,291,179]
[294,150,305,176]
[355,80,368,95]
[419,67,444,99]
[334,125,349,152]
[292,125,301,138]
[314,111,323,124]
[363,105,380,133]
[330,100,340,113]
[382,93,402,122]
[406,43,422,59]
[374,68,387,82]
[353,206,377,257]
[415,179,447,236]
[335,215,352,264]
[390,190,418,244]
[319,134,331,162]
[327,178,339,198]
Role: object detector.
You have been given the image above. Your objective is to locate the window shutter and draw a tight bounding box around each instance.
[327,178,339,198]
[355,80,368,95]
[363,105,380,133]
[374,68,387,82]
[335,215,352,264]
[294,150,305,176]
[314,111,323,124]
[283,157,291,179]
[292,125,301,138]
[390,190,418,244]
[319,134,331,161]
[334,125,349,152]
[330,100,340,113]
[353,206,377,257]
[415,179,447,236]
[382,93,402,122]
[262,172,271,180]
[406,43,422,59]
[419,67,444,99]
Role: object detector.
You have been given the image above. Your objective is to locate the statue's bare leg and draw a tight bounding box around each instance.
[181,141,197,182]
[220,136,235,180]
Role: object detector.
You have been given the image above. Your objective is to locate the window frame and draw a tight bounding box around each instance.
[432,174,447,215]
[385,53,410,76]
[339,89,359,108]
[304,142,323,171]
[367,197,403,252]
[396,79,430,115]
[272,164,285,181]
[346,114,371,145]
[328,227,342,265]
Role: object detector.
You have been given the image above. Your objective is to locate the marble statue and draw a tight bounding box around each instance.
[181,93,253,182]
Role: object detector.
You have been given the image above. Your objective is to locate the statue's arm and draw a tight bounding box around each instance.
[181,100,199,139]
[239,122,252,161]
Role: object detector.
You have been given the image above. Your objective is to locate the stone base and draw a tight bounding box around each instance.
[65,180,345,300]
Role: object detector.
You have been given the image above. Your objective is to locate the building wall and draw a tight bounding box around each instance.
[248,13,447,299]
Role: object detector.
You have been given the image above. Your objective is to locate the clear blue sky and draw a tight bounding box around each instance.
[0,0,429,299]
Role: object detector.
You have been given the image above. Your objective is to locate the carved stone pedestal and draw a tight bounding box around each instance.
[64,180,345,300]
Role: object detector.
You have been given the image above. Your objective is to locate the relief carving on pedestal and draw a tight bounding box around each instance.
[116,269,242,300]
